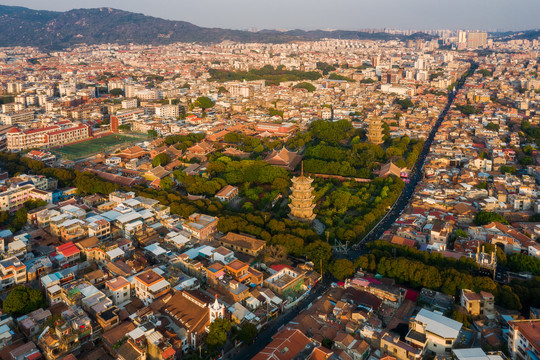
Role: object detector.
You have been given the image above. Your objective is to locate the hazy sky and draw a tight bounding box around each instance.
[2,0,539,31]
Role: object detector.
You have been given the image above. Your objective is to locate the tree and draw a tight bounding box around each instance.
[147,130,158,139]
[152,153,171,167]
[305,240,332,274]
[329,259,355,280]
[478,69,492,77]
[322,338,334,349]
[118,124,131,131]
[238,322,258,344]
[194,96,215,111]
[519,156,534,166]
[160,176,173,191]
[173,170,187,182]
[485,122,499,131]
[271,234,304,256]
[497,285,522,310]
[2,286,46,316]
[474,211,508,226]
[11,207,27,231]
[264,245,288,265]
[206,318,231,349]
[500,165,517,174]
[454,229,468,239]
[109,88,124,96]
[328,73,354,82]
[316,62,336,75]
[0,211,8,225]
[456,104,477,116]
[293,82,316,92]
[23,199,48,211]
[309,119,353,145]
[395,98,414,110]
[271,177,290,193]
[450,308,472,328]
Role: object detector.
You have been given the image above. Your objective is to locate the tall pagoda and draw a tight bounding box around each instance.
[367,117,385,145]
[288,163,316,222]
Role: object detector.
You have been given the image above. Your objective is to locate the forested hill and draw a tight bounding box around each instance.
[0,5,434,49]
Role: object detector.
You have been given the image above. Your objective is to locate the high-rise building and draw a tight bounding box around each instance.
[367,117,385,145]
[288,163,316,222]
[458,30,467,44]
[371,55,381,67]
[6,82,22,94]
[467,32,488,49]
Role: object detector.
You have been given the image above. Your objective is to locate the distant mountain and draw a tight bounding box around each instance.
[492,29,540,41]
[0,5,434,49]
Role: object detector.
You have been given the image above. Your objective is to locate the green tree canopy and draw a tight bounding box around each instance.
[109,88,124,96]
[485,122,500,131]
[206,318,231,349]
[316,62,336,75]
[309,119,353,145]
[305,240,332,273]
[395,98,414,110]
[329,259,355,280]
[160,176,173,191]
[238,322,258,344]
[474,211,508,226]
[292,82,316,92]
[2,286,46,316]
[194,96,215,110]
[152,153,171,167]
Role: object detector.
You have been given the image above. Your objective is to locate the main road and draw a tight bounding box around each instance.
[228,61,478,360]
[350,61,478,254]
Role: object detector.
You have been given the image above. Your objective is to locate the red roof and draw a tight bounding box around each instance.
[24,126,60,135]
[161,347,176,359]
[26,351,42,360]
[271,264,293,272]
[7,127,20,133]
[57,242,80,257]
[48,125,87,136]
[404,288,419,302]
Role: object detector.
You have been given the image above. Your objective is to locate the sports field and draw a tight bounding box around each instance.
[50,133,147,160]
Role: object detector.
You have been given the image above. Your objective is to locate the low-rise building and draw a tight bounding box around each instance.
[264,267,305,298]
[183,213,218,240]
[407,308,462,355]
[508,319,540,360]
[106,276,131,305]
[460,289,495,317]
[133,269,171,305]
[218,232,266,256]
[0,256,26,290]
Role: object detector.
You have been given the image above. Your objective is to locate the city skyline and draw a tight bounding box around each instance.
[1,0,539,32]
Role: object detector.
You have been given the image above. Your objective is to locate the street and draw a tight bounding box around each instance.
[227,62,478,360]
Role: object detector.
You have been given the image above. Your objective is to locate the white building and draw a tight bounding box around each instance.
[133,269,171,305]
[155,104,179,118]
[508,319,540,360]
[106,276,131,306]
[121,99,138,109]
[406,308,462,355]
[0,257,27,290]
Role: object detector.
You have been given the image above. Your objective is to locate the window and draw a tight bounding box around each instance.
[446,340,452,345]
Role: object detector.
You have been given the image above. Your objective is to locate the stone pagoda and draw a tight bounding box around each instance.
[288,163,316,222]
[367,116,385,145]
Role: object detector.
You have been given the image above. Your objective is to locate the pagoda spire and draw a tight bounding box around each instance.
[288,163,316,223]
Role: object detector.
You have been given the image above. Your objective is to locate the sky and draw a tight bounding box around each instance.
[1,0,539,32]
